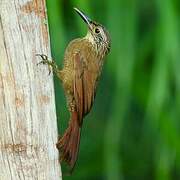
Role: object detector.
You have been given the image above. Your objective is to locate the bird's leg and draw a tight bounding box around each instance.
[36,54,59,75]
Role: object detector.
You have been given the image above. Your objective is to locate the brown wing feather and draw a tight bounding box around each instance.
[73,52,97,125]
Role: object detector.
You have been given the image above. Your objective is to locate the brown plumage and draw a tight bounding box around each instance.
[37,8,111,171]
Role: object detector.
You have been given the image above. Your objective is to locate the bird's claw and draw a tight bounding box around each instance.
[36,54,53,75]
[36,54,48,64]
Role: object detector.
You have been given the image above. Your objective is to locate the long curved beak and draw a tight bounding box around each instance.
[74,7,92,30]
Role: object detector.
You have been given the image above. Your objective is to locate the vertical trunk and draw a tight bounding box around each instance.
[0,0,61,179]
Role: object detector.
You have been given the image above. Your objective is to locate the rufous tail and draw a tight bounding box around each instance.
[56,111,81,171]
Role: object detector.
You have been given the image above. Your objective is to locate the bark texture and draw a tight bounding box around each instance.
[0,0,61,179]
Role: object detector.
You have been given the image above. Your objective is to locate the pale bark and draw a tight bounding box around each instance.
[0,0,61,179]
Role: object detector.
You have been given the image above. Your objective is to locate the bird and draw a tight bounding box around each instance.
[37,7,111,171]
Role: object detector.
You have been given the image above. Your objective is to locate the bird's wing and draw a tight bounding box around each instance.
[73,51,97,125]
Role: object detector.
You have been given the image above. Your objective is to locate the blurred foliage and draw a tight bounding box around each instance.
[46,0,180,179]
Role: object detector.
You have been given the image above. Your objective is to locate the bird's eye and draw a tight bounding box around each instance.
[95,28,100,33]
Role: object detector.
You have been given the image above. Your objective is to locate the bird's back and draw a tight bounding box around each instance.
[63,38,98,69]
[61,38,102,93]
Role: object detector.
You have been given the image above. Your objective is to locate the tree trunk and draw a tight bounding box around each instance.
[0,0,61,179]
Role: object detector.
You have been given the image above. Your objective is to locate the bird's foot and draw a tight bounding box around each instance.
[36,54,58,75]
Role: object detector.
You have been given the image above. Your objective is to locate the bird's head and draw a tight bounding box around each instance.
[74,7,111,55]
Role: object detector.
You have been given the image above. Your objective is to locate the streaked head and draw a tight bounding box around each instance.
[74,7,111,55]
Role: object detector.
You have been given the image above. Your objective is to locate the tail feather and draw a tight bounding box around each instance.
[56,111,81,170]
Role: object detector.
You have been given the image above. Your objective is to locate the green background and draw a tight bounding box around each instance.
[46,0,180,179]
